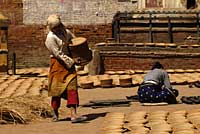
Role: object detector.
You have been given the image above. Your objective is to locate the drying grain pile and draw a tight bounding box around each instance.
[102,110,200,134]
[0,95,52,124]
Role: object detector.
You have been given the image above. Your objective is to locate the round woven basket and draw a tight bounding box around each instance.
[100,75,113,88]
[77,70,88,76]
[145,43,155,47]
[166,69,175,73]
[179,45,188,48]
[167,43,177,48]
[115,71,126,75]
[119,75,132,87]
[134,43,145,47]
[191,44,199,48]
[134,70,145,74]
[155,43,166,48]
[174,69,185,73]
[184,69,195,73]
[80,80,94,89]
[104,71,116,75]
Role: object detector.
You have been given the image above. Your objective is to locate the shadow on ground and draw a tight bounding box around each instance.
[58,112,107,123]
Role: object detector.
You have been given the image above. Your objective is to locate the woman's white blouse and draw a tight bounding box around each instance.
[45,29,75,68]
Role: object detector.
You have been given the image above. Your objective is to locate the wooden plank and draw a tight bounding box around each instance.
[120,27,200,32]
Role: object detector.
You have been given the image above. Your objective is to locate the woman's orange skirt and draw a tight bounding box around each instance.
[48,58,79,105]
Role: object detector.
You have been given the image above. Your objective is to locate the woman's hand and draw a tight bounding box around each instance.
[73,57,81,65]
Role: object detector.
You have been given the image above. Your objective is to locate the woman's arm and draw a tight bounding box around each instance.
[45,35,74,68]
[163,71,172,89]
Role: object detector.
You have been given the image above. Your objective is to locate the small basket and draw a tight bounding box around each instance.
[80,81,94,89]
[119,75,132,87]
[100,78,113,88]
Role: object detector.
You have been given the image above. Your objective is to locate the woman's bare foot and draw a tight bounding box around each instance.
[71,115,87,123]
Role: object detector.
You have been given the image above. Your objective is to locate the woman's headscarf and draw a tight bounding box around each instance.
[151,61,164,70]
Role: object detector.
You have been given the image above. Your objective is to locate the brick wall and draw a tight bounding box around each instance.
[1,0,116,68]
[7,24,112,68]
[120,32,198,44]
[1,0,200,70]
[92,45,200,74]
[0,0,23,25]
[7,25,48,68]
[103,57,200,71]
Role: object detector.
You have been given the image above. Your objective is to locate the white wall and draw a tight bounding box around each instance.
[23,0,138,25]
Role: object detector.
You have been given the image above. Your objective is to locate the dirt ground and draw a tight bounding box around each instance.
[1,85,200,134]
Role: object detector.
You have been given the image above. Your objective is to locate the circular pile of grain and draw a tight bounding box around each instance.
[110,75,119,86]
[77,70,88,76]
[126,111,147,121]
[179,45,188,48]
[150,123,172,133]
[191,44,200,48]
[147,111,172,133]
[167,111,188,125]
[184,69,195,73]
[125,111,148,133]
[134,70,145,74]
[166,69,175,73]
[128,70,135,75]
[134,43,145,47]
[167,43,177,48]
[88,75,100,87]
[195,69,200,72]
[148,132,170,134]
[77,76,88,87]
[174,69,185,73]
[78,75,93,89]
[172,74,187,84]
[172,122,194,132]
[145,43,155,47]
[102,112,125,134]
[115,71,126,75]
[79,80,94,89]
[155,43,166,48]
[131,74,143,85]
[148,115,167,122]
[173,130,195,134]
[187,110,200,129]
[104,71,116,75]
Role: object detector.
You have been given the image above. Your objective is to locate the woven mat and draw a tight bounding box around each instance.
[141,102,169,106]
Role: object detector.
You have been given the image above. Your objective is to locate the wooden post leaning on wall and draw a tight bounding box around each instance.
[12,52,16,75]
[197,13,200,44]
[168,16,173,43]
[149,13,153,43]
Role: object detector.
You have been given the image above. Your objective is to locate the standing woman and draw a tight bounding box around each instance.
[45,14,87,123]
[137,61,178,104]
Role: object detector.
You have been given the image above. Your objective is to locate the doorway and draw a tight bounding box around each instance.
[187,0,196,9]
[145,0,163,8]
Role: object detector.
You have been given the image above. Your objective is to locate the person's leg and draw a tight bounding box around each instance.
[160,88,177,104]
[68,105,87,123]
[138,85,159,103]
[67,78,80,118]
[67,91,87,123]
[69,105,78,118]
[66,77,87,123]
[51,96,61,121]
[67,97,87,122]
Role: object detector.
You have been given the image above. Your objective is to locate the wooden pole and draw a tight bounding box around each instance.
[149,13,153,43]
[168,16,173,43]
[12,52,16,75]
